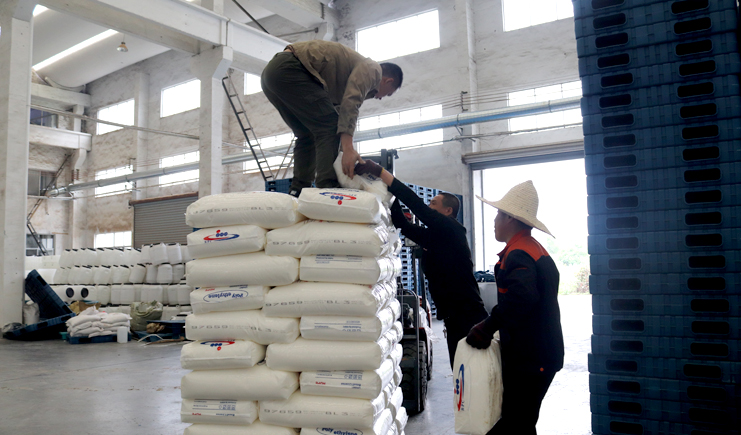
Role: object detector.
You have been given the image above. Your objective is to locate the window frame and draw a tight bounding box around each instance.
[507,80,582,133]
[96,99,135,135]
[159,150,200,186]
[160,79,201,118]
[94,231,132,249]
[356,9,441,61]
[94,165,134,197]
[502,0,574,32]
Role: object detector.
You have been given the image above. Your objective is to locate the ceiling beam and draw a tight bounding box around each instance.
[246,0,337,29]
[31,83,92,108]
[29,125,92,151]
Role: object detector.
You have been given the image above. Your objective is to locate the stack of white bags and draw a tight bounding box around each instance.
[180,188,407,435]
[66,306,131,338]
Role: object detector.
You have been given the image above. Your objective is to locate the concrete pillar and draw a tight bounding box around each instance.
[201,0,224,15]
[190,46,233,198]
[72,104,84,132]
[133,70,150,201]
[0,0,36,326]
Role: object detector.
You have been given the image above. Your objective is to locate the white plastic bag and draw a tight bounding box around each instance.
[300,357,395,400]
[300,306,395,342]
[185,191,305,229]
[181,340,266,370]
[260,391,385,429]
[263,282,392,318]
[334,152,394,205]
[299,408,394,435]
[299,255,400,285]
[184,422,299,435]
[297,188,382,224]
[388,386,403,419]
[395,406,408,435]
[185,310,299,345]
[181,363,298,401]
[186,252,299,288]
[190,285,268,314]
[266,334,394,371]
[187,225,267,259]
[453,338,503,435]
[181,399,257,425]
[265,220,389,258]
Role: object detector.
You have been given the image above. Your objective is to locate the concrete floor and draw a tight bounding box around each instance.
[0,295,592,435]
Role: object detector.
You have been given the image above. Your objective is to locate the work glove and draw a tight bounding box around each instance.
[466,316,497,349]
[354,159,383,177]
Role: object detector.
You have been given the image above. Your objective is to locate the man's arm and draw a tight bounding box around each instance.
[337,62,381,177]
[390,198,433,247]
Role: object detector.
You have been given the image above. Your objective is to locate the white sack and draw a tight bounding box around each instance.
[181,364,298,400]
[260,392,385,430]
[181,399,257,425]
[299,255,399,285]
[389,344,403,368]
[167,243,182,264]
[190,285,268,314]
[185,191,305,229]
[265,221,389,258]
[388,387,403,419]
[181,340,266,370]
[266,335,393,371]
[297,188,382,224]
[187,225,267,259]
[263,282,392,318]
[184,422,299,435]
[395,406,408,435]
[334,152,393,206]
[300,358,395,400]
[177,284,192,305]
[185,310,299,345]
[162,306,181,320]
[299,408,393,435]
[300,306,395,342]
[22,302,40,326]
[186,253,299,288]
[453,338,503,435]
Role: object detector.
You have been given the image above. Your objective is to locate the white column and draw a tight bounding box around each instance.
[0,0,36,326]
[133,70,150,201]
[190,46,233,198]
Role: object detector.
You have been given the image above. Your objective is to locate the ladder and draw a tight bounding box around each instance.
[27,154,71,255]
[222,70,276,181]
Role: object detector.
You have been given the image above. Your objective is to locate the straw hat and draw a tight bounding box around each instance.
[476,180,553,237]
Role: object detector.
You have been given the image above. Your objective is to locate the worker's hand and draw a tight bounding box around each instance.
[342,149,362,178]
[354,159,383,178]
[466,317,496,349]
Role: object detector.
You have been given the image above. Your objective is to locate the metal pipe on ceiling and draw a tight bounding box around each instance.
[47,97,582,196]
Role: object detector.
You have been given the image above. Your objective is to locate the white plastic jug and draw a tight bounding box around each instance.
[133,284,143,302]
[129,264,146,284]
[150,243,168,265]
[166,243,182,264]
[157,263,173,284]
[172,264,185,283]
[110,284,123,305]
[180,245,192,262]
[95,285,111,305]
[94,266,112,285]
[140,245,151,264]
[145,264,158,284]
[120,284,136,305]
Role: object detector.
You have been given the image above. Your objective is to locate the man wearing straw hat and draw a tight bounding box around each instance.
[467,180,564,435]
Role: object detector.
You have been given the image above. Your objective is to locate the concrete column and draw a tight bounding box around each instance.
[72,104,84,132]
[190,46,233,198]
[0,0,36,326]
[133,70,150,201]
[201,0,224,15]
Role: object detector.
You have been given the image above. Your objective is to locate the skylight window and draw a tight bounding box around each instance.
[503,0,574,32]
[33,29,118,70]
[356,105,443,154]
[357,10,440,61]
[161,79,201,117]
[244,73,262,95]
[97,99,134,135]
[95,166,134,197]
[159,151,199,186]
[508,81,582,132]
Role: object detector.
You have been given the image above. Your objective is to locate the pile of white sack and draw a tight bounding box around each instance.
[66,306,131,338]
[51,244,194,318]
[180,187,407,435]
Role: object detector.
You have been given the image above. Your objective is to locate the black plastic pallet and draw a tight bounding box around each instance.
[582,96,741,135]
[592,314,741,338]
[68,333,131,344]
[589,272,741,295]
[590,373,741,402]
[587,229,741,254]
[2,314,75,341]
[586,161,741,196]
[587,183,741,215]
[577,10,738,58]
[591,412,740,435]
[590,394,740,426]
[25,269,73,319]
[580,53,741,96]
[265,179,293,193]
[592,294,741,317]
[584,141,741,175]
[575,0,738,38]
[590,250,741,275]
[573,0,736,20]
[591,334,741,360]
[588,353,741,383]
[588,206,740,235]
[581,75,741,116]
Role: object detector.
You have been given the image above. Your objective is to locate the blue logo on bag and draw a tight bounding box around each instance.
[203,229,239,241]
[316,429,362,435]
[319,192,357,205]
[455,363,465,411]
[201,341,235,351]
[203,289,248,301]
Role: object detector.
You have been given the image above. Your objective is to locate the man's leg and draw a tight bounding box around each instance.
[487,359,557,435]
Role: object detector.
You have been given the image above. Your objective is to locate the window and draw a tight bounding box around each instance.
[94,231,132,249]
[160,151,199,186]
[356,105,443,154]
[244,73,262,95]
[26,234,54,257]
[508,81,582,132]
[161,79,200,117]
[357,10,440,61]
[95,166,134,197]
[243,133,293,173]
[28,170,57,196]
[96,99,135,135]
[503,0,574,32]
[29,108,58,128]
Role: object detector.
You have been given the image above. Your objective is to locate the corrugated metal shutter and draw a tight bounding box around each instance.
[133,195,198,248]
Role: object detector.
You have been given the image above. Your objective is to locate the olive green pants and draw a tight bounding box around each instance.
[261,52,341,192]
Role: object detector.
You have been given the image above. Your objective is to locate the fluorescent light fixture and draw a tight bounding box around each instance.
[33,29,118,70]
[33,6,49,16]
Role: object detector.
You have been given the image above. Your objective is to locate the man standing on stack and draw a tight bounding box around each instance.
[467,181,564,435]
[261,40,403,197]
[354,159,489,370]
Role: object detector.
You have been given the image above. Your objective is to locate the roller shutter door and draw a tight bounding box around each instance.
[132,194,197,248]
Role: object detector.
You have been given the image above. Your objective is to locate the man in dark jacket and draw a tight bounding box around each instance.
[354,160,488,370]
[467,180,564,435]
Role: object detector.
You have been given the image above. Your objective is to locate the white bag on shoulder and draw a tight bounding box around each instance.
[453,336,503,435]
[297,188,382,224]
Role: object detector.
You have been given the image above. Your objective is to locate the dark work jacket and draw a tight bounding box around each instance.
[388,179,487,321]
[485,229,565,372]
